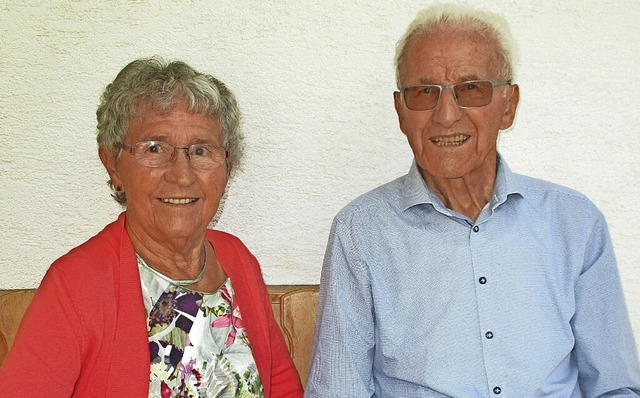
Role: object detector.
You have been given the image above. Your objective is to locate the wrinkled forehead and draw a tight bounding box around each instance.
[128,95,220,127]
[125,97,223,139]
[402,28,504,82]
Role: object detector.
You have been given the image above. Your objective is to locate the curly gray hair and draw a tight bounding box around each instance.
[96,57,244,205]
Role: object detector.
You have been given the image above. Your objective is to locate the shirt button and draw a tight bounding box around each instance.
[472,225,480,232]
[479,277,487,284]
[485,331,494,339]
[493,386,502,394]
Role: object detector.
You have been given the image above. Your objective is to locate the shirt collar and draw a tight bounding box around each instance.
[400,153,524,213]
[490,154,524,210]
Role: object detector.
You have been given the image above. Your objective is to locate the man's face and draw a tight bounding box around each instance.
[394,28,519,186]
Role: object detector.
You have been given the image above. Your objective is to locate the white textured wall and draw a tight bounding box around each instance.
[1,1,638,346]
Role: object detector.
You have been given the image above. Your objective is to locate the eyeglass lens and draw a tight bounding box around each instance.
[131,141,226,169]
[403,80,496,111]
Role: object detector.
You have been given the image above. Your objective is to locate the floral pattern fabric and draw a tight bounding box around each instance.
[139,265,264,398]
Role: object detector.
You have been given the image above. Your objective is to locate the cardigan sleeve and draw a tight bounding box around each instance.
[0,214,150,397]
[0,267,84,397]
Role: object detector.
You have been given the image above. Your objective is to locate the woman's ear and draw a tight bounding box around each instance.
[99,146,121,189]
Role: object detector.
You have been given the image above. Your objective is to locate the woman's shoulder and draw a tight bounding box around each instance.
[48,217,127,284]
[30,218,129,329]
[206,229,262,280]
[206,229,252,256]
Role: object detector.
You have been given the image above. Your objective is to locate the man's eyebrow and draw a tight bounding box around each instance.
[416,78,437,84]
[415,75,482,85]
[458,75,481,82]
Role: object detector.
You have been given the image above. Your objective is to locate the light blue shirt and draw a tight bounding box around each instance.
[306,157,640,398]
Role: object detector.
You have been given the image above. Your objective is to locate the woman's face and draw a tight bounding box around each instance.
[100,101,228,246]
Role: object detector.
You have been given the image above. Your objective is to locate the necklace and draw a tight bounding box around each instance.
[136,244,208,287]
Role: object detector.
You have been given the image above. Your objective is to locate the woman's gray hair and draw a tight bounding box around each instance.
[394,4,518,88]
[96,56,244,205]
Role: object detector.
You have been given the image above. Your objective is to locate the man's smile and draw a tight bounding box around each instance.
[430,134,470,146]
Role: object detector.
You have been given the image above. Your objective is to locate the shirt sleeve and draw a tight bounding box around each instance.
[305,217,376,398]
[572,211,640,396]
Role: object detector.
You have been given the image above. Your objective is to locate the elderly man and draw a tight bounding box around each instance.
[305,4,640,397]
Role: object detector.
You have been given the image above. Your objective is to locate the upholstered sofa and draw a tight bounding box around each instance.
[0,285,319,385]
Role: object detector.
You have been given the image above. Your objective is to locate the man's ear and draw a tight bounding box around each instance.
[500,84,520,130]
[99,146,121,189]
[394,91,408,136]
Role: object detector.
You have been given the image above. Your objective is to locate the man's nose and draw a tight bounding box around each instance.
[432,87,463,126]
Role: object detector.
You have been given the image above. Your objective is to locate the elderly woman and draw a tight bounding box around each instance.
[0,57,303,397]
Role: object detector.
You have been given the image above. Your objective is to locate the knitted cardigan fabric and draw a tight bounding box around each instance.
[0,212,303,397]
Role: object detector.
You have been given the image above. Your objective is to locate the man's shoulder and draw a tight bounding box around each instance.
[513,172,601,213]
[334,174,407,222]
[516,172,587,198]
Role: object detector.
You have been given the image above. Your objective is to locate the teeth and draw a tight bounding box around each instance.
[161,198,196,204]
[431,134,469,146]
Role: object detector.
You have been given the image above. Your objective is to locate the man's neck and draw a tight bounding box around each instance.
[420,162,497,222]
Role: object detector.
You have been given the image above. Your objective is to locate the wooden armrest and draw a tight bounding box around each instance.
[0,289,37,366]
[268,285,319,385]
[0,333,7,364]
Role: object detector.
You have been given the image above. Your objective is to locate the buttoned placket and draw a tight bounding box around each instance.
[468,218,503,396]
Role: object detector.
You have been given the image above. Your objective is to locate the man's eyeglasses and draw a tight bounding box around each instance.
[399,79,511,111]
[116,141,228,170]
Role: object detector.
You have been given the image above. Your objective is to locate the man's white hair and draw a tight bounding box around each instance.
[394,3,518,88]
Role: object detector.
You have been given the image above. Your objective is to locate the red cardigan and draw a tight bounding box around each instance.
[0,213,303,397]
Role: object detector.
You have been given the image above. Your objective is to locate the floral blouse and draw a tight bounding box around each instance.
[139,264,264,398]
